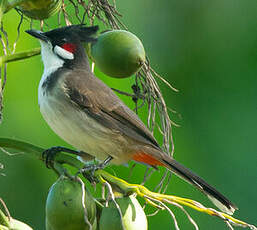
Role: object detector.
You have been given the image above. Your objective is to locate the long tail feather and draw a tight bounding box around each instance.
[160,156,237,215]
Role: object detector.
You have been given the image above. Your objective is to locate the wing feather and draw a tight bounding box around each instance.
[64,69,160,149]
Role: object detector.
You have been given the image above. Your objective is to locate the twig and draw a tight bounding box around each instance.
[0,147,24,156]
[0,199,11,221]
[12,13,23,54]
[163,199,199,230]
[0,138,84,168]
[77,177,93,230]
[0,199,10,228]
[141,166,154,186]
[61,0,72,26]
[146,196,180,230]
[102,180,125,230]
[0,48,41,67]
[68,0,83,23]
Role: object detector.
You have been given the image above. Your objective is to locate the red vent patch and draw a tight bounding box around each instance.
[132,152,164,166]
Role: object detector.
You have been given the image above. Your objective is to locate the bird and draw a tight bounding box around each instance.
[26,24,237,215]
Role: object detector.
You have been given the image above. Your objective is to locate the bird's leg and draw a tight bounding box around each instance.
[79,156,113,183]
[42,146,83,168]
[81,156,113,172]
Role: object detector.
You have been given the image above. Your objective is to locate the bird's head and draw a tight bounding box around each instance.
[26,25,98,69]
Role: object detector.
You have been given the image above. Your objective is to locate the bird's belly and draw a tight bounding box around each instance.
[39,94,130,164]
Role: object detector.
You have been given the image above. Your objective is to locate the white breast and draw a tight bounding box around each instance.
[38,78,130,165]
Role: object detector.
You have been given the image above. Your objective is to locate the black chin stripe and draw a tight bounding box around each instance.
[42,67,64,93]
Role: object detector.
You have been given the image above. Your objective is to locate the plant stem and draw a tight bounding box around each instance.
[0,0,8,22]
[0,138,256,230]
[0,48,41,67]
[0,137,83,169]
[0,209,9,228]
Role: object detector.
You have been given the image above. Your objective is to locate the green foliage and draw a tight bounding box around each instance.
[1,0,257,229]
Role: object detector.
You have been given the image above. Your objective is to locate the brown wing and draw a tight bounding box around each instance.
[64,69,160,149]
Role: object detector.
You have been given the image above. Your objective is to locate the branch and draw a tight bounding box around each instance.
[0,209,10,228]
[0,137,256,230]
[0,48,41,67]
[0,137,83,170]
[96,170,256,229]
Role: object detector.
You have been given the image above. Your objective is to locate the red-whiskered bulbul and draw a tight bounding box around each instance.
[26,25,237,215]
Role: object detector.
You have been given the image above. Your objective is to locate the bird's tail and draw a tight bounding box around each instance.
[159,154,237,215]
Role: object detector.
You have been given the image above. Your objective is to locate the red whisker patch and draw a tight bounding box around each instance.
[61,43,76,53]
[132,152,164,166]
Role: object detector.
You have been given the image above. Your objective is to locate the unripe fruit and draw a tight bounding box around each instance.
[90,30,146,78]
[9,218,33,230]
[99,195,148,230]
[46,176,97,230]
[0,208,33,230]
[18,0,62,20]
[0,224,8,230]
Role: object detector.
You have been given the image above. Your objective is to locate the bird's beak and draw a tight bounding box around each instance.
[26,29,49,43]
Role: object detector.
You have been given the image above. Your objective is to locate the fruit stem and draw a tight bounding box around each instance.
[0,209,9,228]
[0,48,41,68]
[96,170,256,229]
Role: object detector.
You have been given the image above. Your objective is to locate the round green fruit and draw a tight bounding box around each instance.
[90,30,146,78]
[18,0,62,20]
[0,208,33,230]
[9,218,33,230]
[46,176,97,230]
[99,195,148,230]
[0,224,8,230]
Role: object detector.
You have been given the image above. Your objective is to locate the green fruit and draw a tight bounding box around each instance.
[18,0,62,20]
[9,219,33,230]
[45,218,53,230]
[90,30,146,78]
[46,176,97,230]
[0,224,8,230]
[0,208,33,230]
[99,195,148,230]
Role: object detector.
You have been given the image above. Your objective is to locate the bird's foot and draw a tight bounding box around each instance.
[42,146,81,168]
[79,156,113,183]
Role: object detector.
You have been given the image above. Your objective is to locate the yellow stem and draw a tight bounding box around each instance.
[96,170,254,229]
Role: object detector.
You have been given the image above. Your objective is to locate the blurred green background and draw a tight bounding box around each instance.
[1,0,257,229]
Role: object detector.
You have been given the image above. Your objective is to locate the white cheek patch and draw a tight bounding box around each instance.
[54,45,74,60]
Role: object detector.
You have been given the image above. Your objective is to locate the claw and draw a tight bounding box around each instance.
[42,146,83,169]
[79,156,113,183]
[42,146,63,168]
[80,167,98,184]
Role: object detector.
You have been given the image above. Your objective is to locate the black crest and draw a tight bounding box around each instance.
[44,24,99,44]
